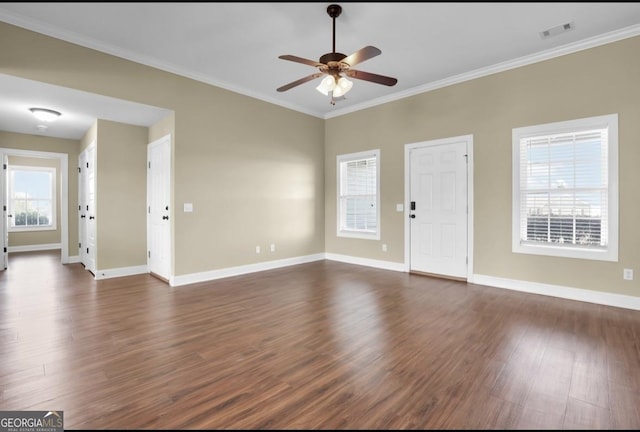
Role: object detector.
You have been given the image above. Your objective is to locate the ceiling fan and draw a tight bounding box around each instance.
[277,4,398,105]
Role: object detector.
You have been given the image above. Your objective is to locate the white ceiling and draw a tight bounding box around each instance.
[1,2,640,140]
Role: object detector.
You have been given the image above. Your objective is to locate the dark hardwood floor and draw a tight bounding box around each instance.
[1,250,639,429]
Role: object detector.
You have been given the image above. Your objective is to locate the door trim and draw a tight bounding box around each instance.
[404,135,474,281]
[0,147,69,264]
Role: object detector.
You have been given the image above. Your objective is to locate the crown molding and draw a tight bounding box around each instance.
[1,8,639,121]
[0,8,325,119]
[325,23,640,119]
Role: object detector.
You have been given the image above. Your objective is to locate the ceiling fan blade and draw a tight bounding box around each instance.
[345,69,398,86]
[277,72,324,92]
[341,46,381,67]
[278,55,324,68]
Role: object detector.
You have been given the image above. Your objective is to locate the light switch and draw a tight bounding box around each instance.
[396,204,404,212]
[184,203,193,212]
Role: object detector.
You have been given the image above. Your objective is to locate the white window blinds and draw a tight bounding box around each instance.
[518,128,608,249]
[9,166,56,230]
[338,151,379,238]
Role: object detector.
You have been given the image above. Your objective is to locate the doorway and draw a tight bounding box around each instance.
[404,135,474,280]
[0,148,70,270]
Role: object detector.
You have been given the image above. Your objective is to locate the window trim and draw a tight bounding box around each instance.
[337,149,381,240]
[8,165,57,232]
[512,114,618,262]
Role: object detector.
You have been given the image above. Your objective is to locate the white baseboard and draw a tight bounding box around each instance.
[170,253,326,287]
[8,243,61,253]
[94,265,149,280]
[66,255,81,264]
[473,274,640,311]
[325,253,406,273]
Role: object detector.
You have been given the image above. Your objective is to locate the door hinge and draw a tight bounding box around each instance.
[86,248,89,254]
[148,206,151,214]
[3,205,5,211]
[79,242,81,249]
[86,162,89,168]
[3,247,6,253]
[148,161,151,169]
[2,163,6,170]
[148,251,151,258]
[78,167,81,173]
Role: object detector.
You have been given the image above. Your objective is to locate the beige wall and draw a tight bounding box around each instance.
[80,120,97,152]
[6,20,635,299]
[0,22,325,277]
[0,131,79,253]
[325,36,640,297]
[95,119,148,271]
[148,112,174,144]
[7,155,61,247]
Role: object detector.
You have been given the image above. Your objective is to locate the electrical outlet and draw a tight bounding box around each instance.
[270,244,275,252]
[382,244,387,252]
[623,268,633,281]
[255,246,261,254]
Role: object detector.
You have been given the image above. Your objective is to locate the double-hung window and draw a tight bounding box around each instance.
[337,150,380,240]
[512,114,618,261]
[8,165,57,231]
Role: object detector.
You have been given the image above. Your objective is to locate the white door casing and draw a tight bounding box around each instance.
[405,135,474,280]
[0,148,70,266]
[147,135,171,280]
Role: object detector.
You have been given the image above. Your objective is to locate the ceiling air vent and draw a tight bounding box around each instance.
[539,21,575,39]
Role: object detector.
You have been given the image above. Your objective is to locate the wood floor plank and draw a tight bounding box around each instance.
[2,250,640,429]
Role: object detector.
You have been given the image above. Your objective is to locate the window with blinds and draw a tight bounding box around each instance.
[512,114,618,261]
[337,150,380,240]
[8,165,57,231]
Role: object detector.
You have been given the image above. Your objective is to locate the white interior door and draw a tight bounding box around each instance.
[409,140,468,279]
[1,153,7,270]
[85,143,97,275]
[147,135,171,281]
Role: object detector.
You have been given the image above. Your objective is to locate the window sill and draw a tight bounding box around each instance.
[9,226,57,233]
[513,243,617,262]
[337,230,380,241]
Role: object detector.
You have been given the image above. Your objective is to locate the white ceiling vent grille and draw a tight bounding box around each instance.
[540,22,575,39]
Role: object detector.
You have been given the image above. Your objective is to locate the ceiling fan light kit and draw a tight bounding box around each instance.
[277,3,397,105]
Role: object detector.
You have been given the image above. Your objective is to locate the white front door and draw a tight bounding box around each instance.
[147,135,171,281]
[409,139,468,279]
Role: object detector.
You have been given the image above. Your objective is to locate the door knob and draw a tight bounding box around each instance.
[89,216,95,220]
[81,215,86,219]
[410,214,416,219]
[162,215,169,220]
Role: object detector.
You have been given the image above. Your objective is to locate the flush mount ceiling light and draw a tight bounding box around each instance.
[277,4,397,105]
[29,107,62,122]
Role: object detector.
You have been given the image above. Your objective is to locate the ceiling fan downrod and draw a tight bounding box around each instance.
[319,4,347,67]
[327,4,342,54]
